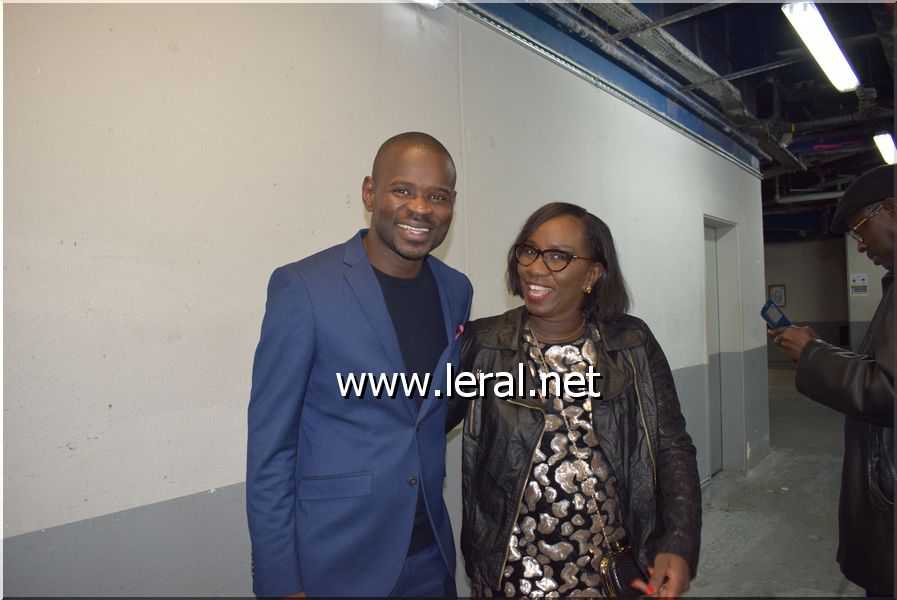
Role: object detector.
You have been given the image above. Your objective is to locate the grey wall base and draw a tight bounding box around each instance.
[4,482,252,596]
[6,353,769,597]
[741,345,770,471]
[673,346,769,482]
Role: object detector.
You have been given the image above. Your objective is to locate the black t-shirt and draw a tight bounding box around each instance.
[374,263,446,409]
[373,262,446,555]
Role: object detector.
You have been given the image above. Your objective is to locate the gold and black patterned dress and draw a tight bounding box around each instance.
[473,324,627,598]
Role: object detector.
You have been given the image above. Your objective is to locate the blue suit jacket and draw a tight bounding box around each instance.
[246,230,472,597]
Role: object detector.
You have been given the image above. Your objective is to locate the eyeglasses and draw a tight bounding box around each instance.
[849,203,885,242]
[514,243,594,272]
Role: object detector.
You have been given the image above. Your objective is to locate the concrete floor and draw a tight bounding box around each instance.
[689,366,865,598]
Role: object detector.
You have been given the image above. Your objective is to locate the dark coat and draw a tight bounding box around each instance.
[796,273,894,594]
[447,307,701,589]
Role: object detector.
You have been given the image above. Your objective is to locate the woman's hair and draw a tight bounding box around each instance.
[506,202,630,321]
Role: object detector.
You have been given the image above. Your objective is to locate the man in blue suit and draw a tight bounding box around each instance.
[247,132,472,597]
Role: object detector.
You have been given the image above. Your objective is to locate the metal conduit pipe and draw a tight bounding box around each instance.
[533,2,772,162]
[774,190,843,204]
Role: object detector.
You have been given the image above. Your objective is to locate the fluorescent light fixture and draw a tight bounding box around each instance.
[874,132,896,165]
[781,2,860,92]
[414,0,443,8]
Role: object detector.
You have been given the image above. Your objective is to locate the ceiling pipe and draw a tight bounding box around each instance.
[777,32,884,58]
[681,56,806,91]
[609,1,737,42]
[531,2,771,161]
[788,174,855,191]
[574,2,807,172]
[581,1,751,117]
[790,106,893,134]
[774,190,843,203]
[712,33,874,92]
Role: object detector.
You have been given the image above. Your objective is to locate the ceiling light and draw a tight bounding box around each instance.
[414,0,443,8]
[874,133,896,165]
[781,2,860,92]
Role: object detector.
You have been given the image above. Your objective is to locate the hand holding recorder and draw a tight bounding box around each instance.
[763,299,818,361]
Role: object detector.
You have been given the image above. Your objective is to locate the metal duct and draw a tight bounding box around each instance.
[536,2,803,171]
[582,2,752,119]
[530,2,771,162]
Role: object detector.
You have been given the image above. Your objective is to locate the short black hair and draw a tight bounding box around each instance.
[371,132,456,188]
[506,202,630,321]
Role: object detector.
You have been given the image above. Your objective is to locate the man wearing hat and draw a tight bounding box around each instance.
[770,163,894,596]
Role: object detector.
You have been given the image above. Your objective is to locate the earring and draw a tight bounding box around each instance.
[583,285,592,294]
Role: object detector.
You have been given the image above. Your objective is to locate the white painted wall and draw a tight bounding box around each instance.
[5,2,764,550]
[460,22,764,363]
[4,3,465,538]
[845,235,888,322]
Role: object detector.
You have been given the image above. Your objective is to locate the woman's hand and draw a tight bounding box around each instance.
[630,553,691,598]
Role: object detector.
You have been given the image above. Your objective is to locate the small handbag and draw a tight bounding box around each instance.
[598,537,649,597]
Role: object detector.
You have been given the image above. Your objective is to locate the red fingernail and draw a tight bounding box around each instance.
[646,585,656,595]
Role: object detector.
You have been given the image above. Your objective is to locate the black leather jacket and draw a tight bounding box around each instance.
[447,307,701,589]
[796,273,894,594]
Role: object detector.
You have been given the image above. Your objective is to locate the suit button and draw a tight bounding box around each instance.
[416,425,422,432]
[407,475,417,486]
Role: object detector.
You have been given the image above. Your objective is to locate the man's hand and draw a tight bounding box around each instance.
[768,325,818,361]
[282,591,306,598]
[628,553,691,598]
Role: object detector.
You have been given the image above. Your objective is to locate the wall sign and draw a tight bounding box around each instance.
[850,273,869,296]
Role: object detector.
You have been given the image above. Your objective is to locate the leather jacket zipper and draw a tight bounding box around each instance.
[494,397,545,589]
[467,369,482,436]
[624,348,656,487]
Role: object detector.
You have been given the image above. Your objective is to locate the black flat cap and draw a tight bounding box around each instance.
[830,163,896,233]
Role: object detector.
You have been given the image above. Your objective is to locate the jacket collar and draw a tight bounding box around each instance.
[342,229,368,266]
[479,306,645,351]
[341,228,458,422]
[342,229,405,374]
[342,228,446,282]
[475,306,640,403]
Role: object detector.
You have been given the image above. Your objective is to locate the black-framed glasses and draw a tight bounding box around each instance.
[849,203,885,242]
[514,243,594,272]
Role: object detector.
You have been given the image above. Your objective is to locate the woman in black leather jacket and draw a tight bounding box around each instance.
[449,203,701,598]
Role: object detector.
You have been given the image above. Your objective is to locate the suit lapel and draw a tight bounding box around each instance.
[343,233,459,423]
[430,258,457,343]
[343,234,406,375]
[417,258,456,423]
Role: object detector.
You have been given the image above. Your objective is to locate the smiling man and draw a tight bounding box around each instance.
[246,132,472,597]
[770,163,894,597]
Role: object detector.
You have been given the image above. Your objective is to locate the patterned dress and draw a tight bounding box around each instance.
[473,324,627,598]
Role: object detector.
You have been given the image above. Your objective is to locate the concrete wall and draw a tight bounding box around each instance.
[845,236,888,350]
[764,238,848,364]
[5,4,767,595]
